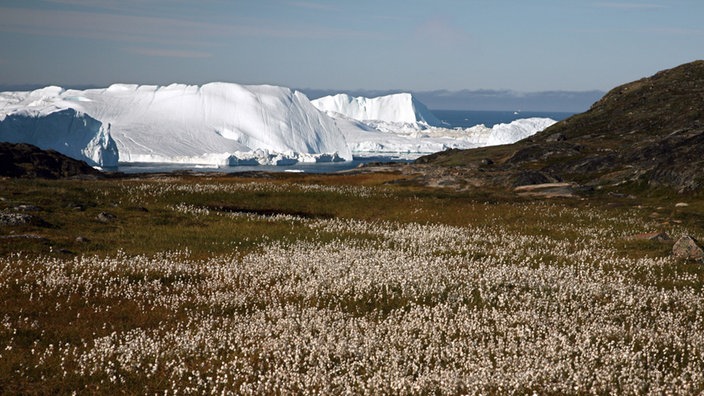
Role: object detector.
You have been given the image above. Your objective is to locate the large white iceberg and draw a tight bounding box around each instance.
[0,83,352,167]
[312,92,442,127]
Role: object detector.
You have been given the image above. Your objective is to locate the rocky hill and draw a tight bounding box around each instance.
[417,60,704,193]
[0,142,103,179]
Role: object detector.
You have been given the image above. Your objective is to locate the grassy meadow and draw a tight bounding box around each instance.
[1,171,704,394]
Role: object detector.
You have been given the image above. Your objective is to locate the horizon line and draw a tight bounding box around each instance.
[0,82,606,94]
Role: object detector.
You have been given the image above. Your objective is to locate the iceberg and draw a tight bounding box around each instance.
[312,92,556,158]
[0,105,119,168]
[312,92,442,127]
[0,83,352,167]
[484,118,556,146]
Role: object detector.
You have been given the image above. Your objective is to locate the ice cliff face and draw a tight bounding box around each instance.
[0,102,119,168]
[0,84,557,167]
[311,93,443,127]
[0,83,352,166]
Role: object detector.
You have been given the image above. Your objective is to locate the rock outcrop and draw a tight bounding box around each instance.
[672,235,704,261]
[416,60,704,193]
[0,142,103,179]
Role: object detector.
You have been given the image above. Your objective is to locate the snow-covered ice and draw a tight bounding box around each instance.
[313,92,556,158]
[327,115,555,158]
[0,83,352,167]
[312,93,442,127]
[0,84,557,168]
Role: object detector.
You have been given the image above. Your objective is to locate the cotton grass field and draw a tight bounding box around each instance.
[1,173,704,394]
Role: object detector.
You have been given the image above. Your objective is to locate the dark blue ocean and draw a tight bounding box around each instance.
[117,110,574,174]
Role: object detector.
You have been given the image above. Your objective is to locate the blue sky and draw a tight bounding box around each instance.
[0,0,701,92]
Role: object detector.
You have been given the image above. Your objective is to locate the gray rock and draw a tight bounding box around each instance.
[546,133,567,142]
[0,212,33,226]
[0,234,47,241]
[0,212,51,227]
[513,182,577,198]
[672,235,704,260]
[629,232,672,242]
[480,158,494,166]
[97,212,117,223]
[14,204,41,212]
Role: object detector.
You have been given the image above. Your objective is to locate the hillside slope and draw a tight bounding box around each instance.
[417,60,704,192]
[0,142,102,179]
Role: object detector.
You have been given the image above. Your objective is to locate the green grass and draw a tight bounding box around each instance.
[1,174,699,258]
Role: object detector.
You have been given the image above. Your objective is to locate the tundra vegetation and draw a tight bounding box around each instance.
[1,172,704,394]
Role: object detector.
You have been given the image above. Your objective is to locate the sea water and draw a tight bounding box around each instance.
[115,156,410,175]
[116,110,574,174]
